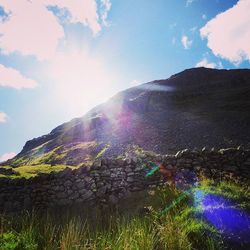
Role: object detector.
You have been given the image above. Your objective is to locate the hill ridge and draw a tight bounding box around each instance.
[4,67,250,167]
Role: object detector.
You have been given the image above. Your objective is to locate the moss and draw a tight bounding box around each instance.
[0,164,77,179]
[10,157,29,168]
[69,141,99,150]
[26,146,65,165]
[7,141,106,168]
[96,144,110,159]
[0,165,12,169]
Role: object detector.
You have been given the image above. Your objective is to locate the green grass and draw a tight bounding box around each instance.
[197,178,250,210]
[9,156,29,168]
[21,146,67,166]
[96,144,110,159]
[8,141,102,168]
[0,166,12,169]
[0,164,77,179]
[1,178,248,250]
[15,164,78,179]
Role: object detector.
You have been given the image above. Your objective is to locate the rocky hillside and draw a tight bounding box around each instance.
[4,67,250,167]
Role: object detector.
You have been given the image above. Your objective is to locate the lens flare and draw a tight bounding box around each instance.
[145,164,160,177]
[160,188,193,215]
[194,192,250,244]
[143,161,250,245]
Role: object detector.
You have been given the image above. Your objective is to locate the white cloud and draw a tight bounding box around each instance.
[200,0,250,64]
[0,152,16,162]
[0,64,38,89]
[100,0,112,26]
[181,35,192,49]
[0,112,7,123]
[196,58,216,68]
[186,0,196,7]
[0,0,64,61]
[217,61,223,69]
[44,0,102,34]
[195,58,223,69]
[0,0,111,61]
[202,14,207,20]
[130,80,140,86]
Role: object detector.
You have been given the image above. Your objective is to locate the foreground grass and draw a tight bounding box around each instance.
[0,179,249,250]
[198,178,250,211]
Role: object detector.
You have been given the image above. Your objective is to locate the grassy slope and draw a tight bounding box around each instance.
[5,141,108,168]
[0,179,249,250]
[0,141,112,179]
[0,164,77,179]
[0,145,142,179]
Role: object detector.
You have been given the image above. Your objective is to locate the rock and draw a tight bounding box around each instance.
[109,195,118,204]
[4,201,12,211]
[59,199,72,206]
[64,180,72,187]
[76,182,86,189]
[56,168,71,178]
[0,168,18,176]
[125,158,132,164]
[117,159,124,166]
[23,197,32,209]
[125,167,133,173]
[225,165,238,172]
[57,192,67,199]
[69,192,80,200]
[93,160,102,168]
[81,190,94,200]
[127,177,134,183]
[132,157,138,164]
[96,186,107,197]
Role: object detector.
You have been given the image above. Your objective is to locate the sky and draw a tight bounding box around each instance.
[0,0,250,161]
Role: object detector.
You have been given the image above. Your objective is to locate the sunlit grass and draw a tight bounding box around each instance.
[0,164,77,179]
[2,210,217,250]
[198,178,250,210]
[2,178,248,249]
[96,144,110,159]
[7,141,104,168]
[16,164,76,178]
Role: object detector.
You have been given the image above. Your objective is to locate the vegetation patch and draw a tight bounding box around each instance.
[96,144,110,159]
[1,179,249,249]
[0,164,77,179]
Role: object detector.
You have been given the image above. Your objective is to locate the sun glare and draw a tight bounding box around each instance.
[49,51,116,117]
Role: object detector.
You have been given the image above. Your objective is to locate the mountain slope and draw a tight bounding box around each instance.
[5,67,250,167]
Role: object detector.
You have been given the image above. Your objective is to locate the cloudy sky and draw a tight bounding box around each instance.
[0,0,250,161]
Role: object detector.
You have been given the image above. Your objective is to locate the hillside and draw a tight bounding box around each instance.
[4,67,250,167]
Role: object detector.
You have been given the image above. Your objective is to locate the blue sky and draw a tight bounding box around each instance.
[0,0,249,161]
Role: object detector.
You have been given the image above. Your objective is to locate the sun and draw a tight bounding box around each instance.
[49,50,116,117]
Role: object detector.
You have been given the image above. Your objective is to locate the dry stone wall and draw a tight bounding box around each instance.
[0,147,250,213]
